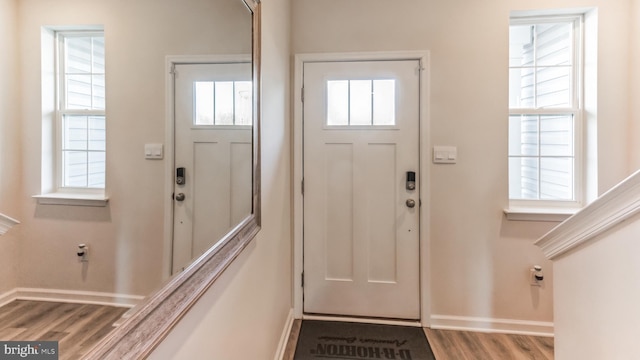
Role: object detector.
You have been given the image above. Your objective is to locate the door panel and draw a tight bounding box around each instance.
[303,60,421,319]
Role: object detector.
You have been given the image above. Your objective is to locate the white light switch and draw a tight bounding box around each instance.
[145,143,164,160]
[433,146,457,164]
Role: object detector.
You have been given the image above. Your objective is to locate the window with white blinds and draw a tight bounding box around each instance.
[508,16,582,205]
[57,32,106,189]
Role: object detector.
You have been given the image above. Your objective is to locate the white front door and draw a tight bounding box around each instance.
[303,60,421,319]
[172,62,252,274]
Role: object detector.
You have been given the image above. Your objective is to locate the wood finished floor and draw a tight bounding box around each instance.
[283,320,554,360]
[424,328,554,360]
[0,300,128,360]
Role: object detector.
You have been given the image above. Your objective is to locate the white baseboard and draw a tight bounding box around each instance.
[0,289,18,308]
[303,314,422,328]
[430,314,554,337]
[275,309,295,360]
[10,288,144,308]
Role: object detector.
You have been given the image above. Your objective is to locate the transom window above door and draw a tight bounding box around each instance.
[194,80,252,126]
[326,79,396,126]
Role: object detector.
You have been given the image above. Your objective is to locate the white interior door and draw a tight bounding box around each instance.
[303,60,421,319]
[172,62,252,274]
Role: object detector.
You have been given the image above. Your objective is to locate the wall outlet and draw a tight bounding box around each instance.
[530,265,544,286]
[530,269,541,286]
[77,244,89,263]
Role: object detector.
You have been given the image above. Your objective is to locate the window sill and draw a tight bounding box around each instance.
[504,207,578,222]
[33,193,109,207]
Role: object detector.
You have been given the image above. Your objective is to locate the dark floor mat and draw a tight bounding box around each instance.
[293,320,436,360]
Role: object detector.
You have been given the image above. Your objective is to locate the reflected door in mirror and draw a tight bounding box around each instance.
[172,62,253,273]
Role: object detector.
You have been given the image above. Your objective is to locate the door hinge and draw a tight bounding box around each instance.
[418,60,425,73]
[170,64,177,75]
[301,87,304,102]
[301,272,304,287]
[301,178,304,195]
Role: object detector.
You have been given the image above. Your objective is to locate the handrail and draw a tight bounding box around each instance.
[536,169,640,260]
[0,213,20,236]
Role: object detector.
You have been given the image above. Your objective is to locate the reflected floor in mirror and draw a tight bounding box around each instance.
[0,300,128,360]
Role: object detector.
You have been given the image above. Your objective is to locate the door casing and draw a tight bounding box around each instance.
[293,51,432,326]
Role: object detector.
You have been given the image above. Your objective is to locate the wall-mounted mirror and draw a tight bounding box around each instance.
[170,58,254,274]
[80,0,261,358]
[2,0,259,357]
[82,0,261,358]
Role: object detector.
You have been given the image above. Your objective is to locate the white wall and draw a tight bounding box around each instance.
[149,0,293,358]
[0,0,20,296]
[15,0,250,297]
[292,0,633,330]
[553,212,640,359]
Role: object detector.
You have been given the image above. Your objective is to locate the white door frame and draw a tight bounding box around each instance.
[293,51,432,326]
[163,54,251,280]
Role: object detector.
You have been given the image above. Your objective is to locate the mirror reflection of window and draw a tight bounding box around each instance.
[194,81,252,126]
[59,32,106,189]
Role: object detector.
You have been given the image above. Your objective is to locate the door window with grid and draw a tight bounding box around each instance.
[508,16,582,205]
[58,31,106,189]
[194,80,252,126]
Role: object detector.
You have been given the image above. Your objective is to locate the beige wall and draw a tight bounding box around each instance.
[629,1,640,170]
[14,0,251,296]
[292,0,633,328]
[3,0,637,357]
[149,0,293,358]
[0,0,20,295]
[554,211,640,359]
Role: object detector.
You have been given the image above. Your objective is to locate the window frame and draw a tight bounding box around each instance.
[55,30,106,194]
[508,14,585,211]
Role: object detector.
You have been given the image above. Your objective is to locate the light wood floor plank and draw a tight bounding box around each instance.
[1,301,53,328]
[70,307,127,358]
[423,327,471,359]
[0,300,127,360]
[58,306,126,360]
[12,302,78,340]
[531,335,555,358]
[0,300,27,319]
[424,328,554,360]
[0,327,27,341]
[28,303,86,341]
[460,330,498,358]
[478,333,515,358]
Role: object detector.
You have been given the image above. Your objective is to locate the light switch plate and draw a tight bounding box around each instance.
[433,146,457,164]
[145,143,164,160]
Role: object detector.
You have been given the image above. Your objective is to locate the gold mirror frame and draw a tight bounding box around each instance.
[82,1,261,358]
